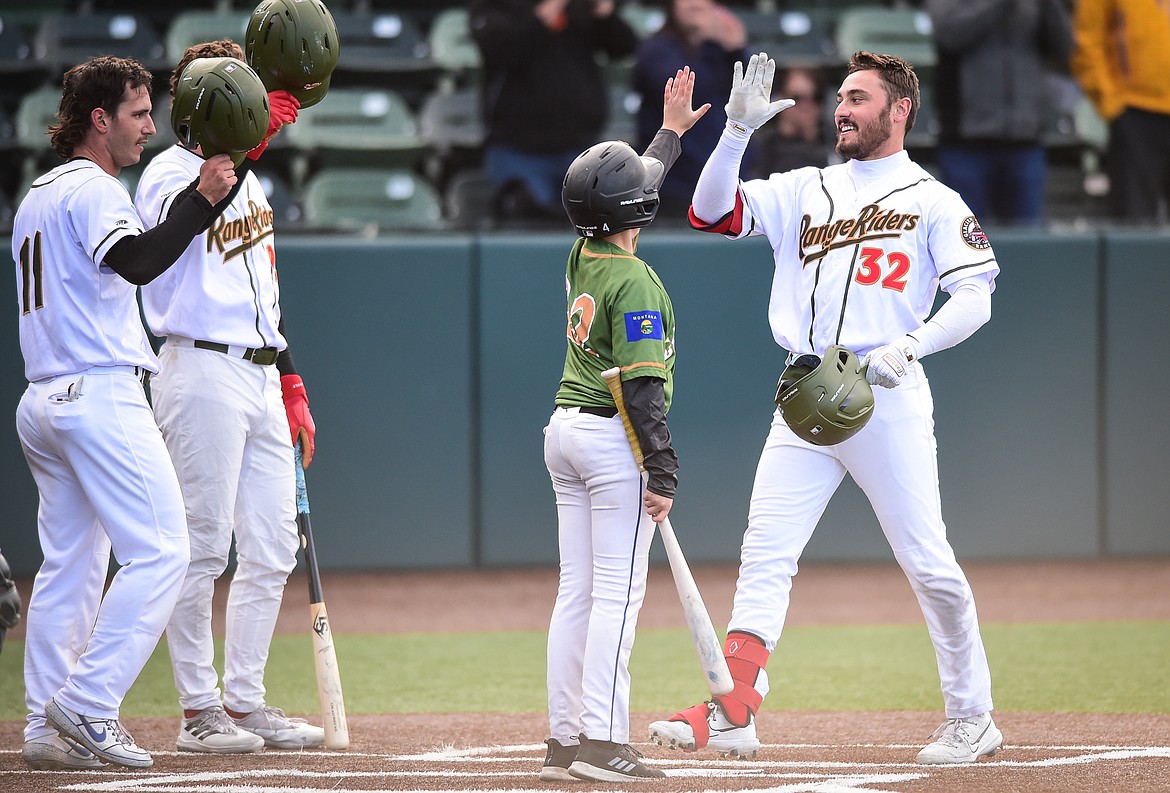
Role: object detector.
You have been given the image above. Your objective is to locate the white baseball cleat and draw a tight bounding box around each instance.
[44,698,153,769]
[648,701,761,758]
[231,706,325,749]
[21,734,106,770]
[178,706,265,753]
[915,712,1003,764]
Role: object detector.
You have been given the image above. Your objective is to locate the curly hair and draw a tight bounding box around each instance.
[169,39,246,98]
[847,50,920,133]
[49,56,154,160]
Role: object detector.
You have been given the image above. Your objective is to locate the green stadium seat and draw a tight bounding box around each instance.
[417,86,484,153]
[426,8,480,76]
[331,10,433,74]
[834,7,936,70]
[282,88,427,167]
[15,85,61,151]
[164,10,250,63]
[34,12,166,72]
[302,167,444,232]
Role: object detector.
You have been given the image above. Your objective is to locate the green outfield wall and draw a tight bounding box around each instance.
[1,229,1167,574]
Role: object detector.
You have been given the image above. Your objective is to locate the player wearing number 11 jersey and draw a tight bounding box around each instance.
[648,50,1003,765]
[12,55,234,770]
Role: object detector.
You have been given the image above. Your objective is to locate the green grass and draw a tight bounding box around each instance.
[2,621,1167,721]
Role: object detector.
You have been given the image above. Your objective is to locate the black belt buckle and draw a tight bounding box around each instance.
[246,347,279,366]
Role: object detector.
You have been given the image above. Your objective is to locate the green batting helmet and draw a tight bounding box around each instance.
[246,0,339,109]
[171,57,270,165]
[774,345,874,446]
[562,140,665,237]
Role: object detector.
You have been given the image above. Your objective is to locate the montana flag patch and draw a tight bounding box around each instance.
[624,310,664,342]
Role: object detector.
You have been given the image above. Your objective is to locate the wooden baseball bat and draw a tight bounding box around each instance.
[600,368,734,697]
[295,442,350,750]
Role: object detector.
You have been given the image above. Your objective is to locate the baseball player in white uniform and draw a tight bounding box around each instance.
[648,51,1002,764]
[13,55,235,770]
[134,40,322,753]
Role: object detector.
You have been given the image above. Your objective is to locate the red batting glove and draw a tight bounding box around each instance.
[281,374,316,467]
[247,90,301,161]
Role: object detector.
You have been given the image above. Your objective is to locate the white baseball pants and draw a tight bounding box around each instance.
[544,407,656,745]
[730,364,994,718]
[18,367,189,739]
[152,341,299,714]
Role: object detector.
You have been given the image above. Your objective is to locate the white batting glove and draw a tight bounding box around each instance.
[725,52,796,133]
[863,337,918,389]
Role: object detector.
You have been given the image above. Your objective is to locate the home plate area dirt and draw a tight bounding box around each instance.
[1,710,1169,792]
[2,560,1168,791]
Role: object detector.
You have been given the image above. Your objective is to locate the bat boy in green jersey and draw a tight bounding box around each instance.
[541,66,710,783]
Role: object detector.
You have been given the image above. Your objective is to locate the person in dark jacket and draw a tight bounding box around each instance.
[926,0,1072,226]
[632,0,750,217]
[470,0,639,221]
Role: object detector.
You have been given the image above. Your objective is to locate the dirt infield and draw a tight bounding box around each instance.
[2,559,1169,792]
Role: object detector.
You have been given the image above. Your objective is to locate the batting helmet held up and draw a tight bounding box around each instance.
[171,56,270,165]
[775,345,874,446]
[246,0,339,109]
[562,140,665,238]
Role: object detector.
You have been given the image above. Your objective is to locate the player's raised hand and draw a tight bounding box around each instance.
[195,153,238,205]
[662,66,711,138]
[726,52,795,132]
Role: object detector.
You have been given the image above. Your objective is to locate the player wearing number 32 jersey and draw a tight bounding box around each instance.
[648,51,1003,765]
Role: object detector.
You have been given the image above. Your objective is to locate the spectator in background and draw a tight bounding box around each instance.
[925,0,1072,226]
[1071,0,1170,224]
[746,65,834,178]
[470,0,639,222]
[633,0,750,216]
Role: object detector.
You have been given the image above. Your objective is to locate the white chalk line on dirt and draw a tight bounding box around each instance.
[2,743,1168,793]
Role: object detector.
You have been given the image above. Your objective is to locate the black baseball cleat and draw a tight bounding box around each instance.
[539,737,578,782]
[568,736,666,781]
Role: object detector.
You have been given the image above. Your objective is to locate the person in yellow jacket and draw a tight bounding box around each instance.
[1070,0,1170,223]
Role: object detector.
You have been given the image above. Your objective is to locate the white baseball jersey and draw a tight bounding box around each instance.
[136,145,285,349]
[133,145,300,716]
[13,159,189,738]
[12,160,160,382]
[732,151,999,357]
[689,147,998,722]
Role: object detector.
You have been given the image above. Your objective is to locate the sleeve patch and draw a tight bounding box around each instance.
[962,216,991,250]
[625,310,664,342]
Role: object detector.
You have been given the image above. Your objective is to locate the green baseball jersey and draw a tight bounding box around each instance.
[555,237,676,410]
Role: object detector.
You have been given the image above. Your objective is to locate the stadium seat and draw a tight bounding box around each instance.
[0,102,18,152]
[34,12,166,72]
[331,10,433,74]
[0,14,37,75]
[738,7,840,68]
[253,168,304,229]
[443,168,495,230]
[834,8,936,70]
[164,9,250,63]
[302,167,444,232]
[282,87,427,167]
[619,3,665,39]
[601,86,641,146]
[427,8,480,77]
[15,85,62,151]
[418,86,484,153]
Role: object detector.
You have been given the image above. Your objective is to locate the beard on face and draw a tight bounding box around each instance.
[835,105,893,161]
